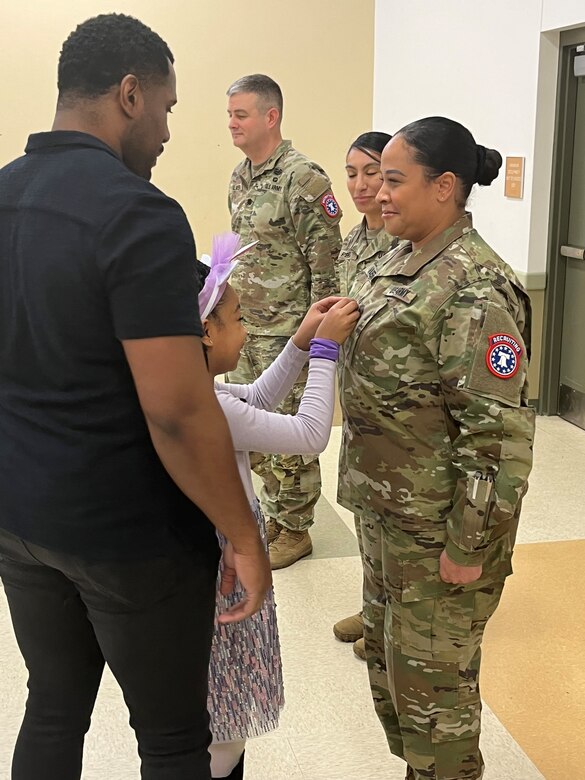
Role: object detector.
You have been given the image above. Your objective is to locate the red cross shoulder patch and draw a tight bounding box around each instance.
[486,333,523,379]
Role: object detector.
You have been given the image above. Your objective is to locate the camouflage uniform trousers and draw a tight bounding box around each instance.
[354,514,365,609]
[227,334,321,531]
[359,512,509,780]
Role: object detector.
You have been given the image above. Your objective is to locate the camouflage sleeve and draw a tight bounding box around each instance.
[429,289,535,566]
[289,168,343,301]
[227,171,236,215]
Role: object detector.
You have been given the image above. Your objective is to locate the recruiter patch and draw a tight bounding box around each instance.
[486,333,522,379]
[321,192,340,218]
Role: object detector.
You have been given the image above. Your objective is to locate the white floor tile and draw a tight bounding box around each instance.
[481,704,545,780]
[289,726,404,780]
[534,415,585,454]
[516,423,585,544]
[0,596,27,778]
[83,667,140,778]
[245,732,304,780]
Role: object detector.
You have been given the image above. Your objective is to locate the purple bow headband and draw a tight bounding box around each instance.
[198,232,253,320]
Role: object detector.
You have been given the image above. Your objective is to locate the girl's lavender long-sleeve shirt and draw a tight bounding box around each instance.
[215,339,336,503]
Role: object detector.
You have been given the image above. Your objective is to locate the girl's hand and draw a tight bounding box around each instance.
[314,298,360,345]
[292,296,344,351]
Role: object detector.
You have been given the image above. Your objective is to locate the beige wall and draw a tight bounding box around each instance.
[0,1,375,254]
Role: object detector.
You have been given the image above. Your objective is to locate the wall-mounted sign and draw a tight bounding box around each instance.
[505,156,525,199]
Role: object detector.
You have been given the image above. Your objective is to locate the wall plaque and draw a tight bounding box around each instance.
[505,156,525,199]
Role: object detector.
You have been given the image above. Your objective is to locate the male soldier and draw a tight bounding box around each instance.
[0,15,269,779]
[226,74,343,569]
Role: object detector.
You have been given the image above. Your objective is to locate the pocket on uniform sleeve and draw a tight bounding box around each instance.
[464,302,528,406]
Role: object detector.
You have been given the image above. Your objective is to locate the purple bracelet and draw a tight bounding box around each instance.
[309,337,340,362]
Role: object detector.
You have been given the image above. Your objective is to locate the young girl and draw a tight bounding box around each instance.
[198,234,360,779]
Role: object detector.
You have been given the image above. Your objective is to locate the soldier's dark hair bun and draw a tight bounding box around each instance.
[396,117,502,206]
[476,145,502,186]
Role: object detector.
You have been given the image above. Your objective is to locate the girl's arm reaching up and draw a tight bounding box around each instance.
[217,298,360,455]
[218,296,342,412]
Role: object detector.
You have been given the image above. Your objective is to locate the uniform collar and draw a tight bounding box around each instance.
[391,212,473,277]
[369,228,398,258]
[25,131,121,162]
[246,139,292,179]
[352,217,369,245]
[355,218,396,249]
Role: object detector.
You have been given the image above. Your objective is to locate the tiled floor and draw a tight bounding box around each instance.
[0,416,582,779]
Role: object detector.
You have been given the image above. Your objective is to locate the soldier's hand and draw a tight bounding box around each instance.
[292,296,345,350]
[315,297,361,345]
[439,549,482,584]
[218,538,272,624]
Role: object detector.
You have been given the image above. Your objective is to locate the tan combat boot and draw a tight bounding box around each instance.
[333,613,363,642]
[266,517,280,545]
[269,529,312,569]
[353,636,366,661]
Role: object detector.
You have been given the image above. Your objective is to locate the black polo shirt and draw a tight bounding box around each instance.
[0,131,217,560]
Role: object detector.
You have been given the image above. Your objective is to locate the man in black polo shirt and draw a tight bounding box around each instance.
[0,13,270,780]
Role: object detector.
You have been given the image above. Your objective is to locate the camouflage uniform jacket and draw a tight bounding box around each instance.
[339,218,397,298]
[228,140,342,335]
[338,213,535,576]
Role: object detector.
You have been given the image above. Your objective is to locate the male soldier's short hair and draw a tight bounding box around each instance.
[227,74,283,118]
[58,13,174,105]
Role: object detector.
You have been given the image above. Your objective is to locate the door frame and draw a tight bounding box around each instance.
[540,27,585,414]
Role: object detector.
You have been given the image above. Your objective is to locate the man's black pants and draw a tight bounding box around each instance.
[0,527,219,780]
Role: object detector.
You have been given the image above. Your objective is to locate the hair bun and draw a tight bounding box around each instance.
[476,145,502,186]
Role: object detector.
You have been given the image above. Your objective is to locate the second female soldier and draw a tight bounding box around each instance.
[332,131,396,659]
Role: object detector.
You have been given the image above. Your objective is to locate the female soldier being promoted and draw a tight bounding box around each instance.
[333,131,397,659]
[337,131,396,298]
[337,117,535,780]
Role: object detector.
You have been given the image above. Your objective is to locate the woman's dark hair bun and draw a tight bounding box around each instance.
[396,117,502,205]
[477,147,503,186]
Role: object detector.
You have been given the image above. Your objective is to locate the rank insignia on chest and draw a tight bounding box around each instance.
[385,285,417,304]
[486,333,522,379]
[366,265,378,281]
[321,193,340,218]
